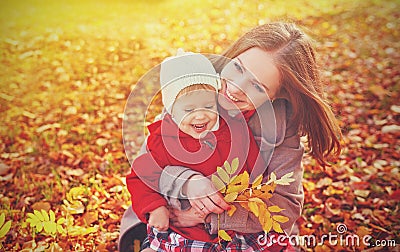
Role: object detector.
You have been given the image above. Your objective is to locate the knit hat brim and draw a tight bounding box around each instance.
[161,73,220,113]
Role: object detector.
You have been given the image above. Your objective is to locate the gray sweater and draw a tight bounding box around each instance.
[159,99,304,236]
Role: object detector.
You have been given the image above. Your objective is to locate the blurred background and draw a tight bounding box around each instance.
[0,0,398,251]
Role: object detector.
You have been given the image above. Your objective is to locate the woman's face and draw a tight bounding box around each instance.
[218,47,281,111]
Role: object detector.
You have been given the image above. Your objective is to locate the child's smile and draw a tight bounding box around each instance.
[192,123,208,132]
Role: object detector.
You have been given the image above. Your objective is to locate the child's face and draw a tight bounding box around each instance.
[171,89,218,139]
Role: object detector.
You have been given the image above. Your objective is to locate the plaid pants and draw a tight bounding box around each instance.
[144,226,294,252]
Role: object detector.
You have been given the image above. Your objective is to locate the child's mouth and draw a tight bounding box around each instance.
[192,123,208,132]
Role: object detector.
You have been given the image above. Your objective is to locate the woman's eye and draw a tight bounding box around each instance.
[205,105,215,109]
[253,82,264,93]
[184,109,194,112]
[233,61,243,73]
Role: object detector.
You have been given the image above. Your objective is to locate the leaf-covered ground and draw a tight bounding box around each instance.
[0,0,399,251]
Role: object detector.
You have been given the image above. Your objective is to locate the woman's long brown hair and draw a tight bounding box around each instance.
[217,22,342,166]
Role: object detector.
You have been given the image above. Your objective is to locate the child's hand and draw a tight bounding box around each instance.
[148,206,170,231]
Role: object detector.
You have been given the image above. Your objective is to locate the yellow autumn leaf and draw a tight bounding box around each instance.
[272,215,289,223]
[211,174,226,193]
[230,173,243,185]
[227,205,237,216]
[236,193,246,199]
[226,184,246,194]
[63,199,85,214]
[258,204,267,225]
[268,205,285,213]
[248,201,259,217]
[49,210,56,222]
[41,209,50,222]
[275,172,295,185]
[217,166,230,184]
[26,213,39,226]
[311,214,325,224]
[241,171,249,187]
[249,197,264,204]
[369,84,389,99]
[109,213,120,220]
[57,225,66,235]
[34,210,44,221]
[261,184,276,193]
[258,192,273,200]
[67,186,88,201]
[223,161,232,174]
[230,157,239,174]
[68,226,98,236]
[96,138,108,146]
[57,217,66,225]
[224,192,238,202]
[228,174,237,184]
[272,221,284,233]
[251,174,263,188]
[36,223,43,233]
[270,172,277,182]
[249,190,260,198]
[262,217,273,233]
[0,213,4,227]
[44,221,57,234]
[0,213,11,239]
[218,230,232,241]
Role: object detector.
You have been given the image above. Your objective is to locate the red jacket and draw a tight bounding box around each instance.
[126,110,265,242]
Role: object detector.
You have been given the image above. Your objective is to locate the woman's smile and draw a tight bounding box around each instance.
[225,89,240,102]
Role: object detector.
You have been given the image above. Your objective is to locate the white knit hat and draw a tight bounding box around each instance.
[160,50,220,113]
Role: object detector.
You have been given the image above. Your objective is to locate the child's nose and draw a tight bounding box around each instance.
[193,111,206,119]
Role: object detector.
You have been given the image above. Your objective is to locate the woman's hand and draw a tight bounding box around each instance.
[170,207,207,227]
[182,175,230,215]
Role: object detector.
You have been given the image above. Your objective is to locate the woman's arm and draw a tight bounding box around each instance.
[160,167,230,214]
[209,142,304,235]
[159,165,202,210]
[208,100,305,236]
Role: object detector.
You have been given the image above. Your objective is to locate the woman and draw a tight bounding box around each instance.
[119,22,341,251]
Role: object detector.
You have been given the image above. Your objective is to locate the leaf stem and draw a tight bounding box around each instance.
[217,213,221,247]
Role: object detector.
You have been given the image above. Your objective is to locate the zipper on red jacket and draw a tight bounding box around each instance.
[203,140,215,150]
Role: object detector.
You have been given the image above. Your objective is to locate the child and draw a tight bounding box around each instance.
[126,52,266,251]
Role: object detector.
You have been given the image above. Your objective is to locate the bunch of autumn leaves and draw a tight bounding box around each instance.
[211,158,295,241]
